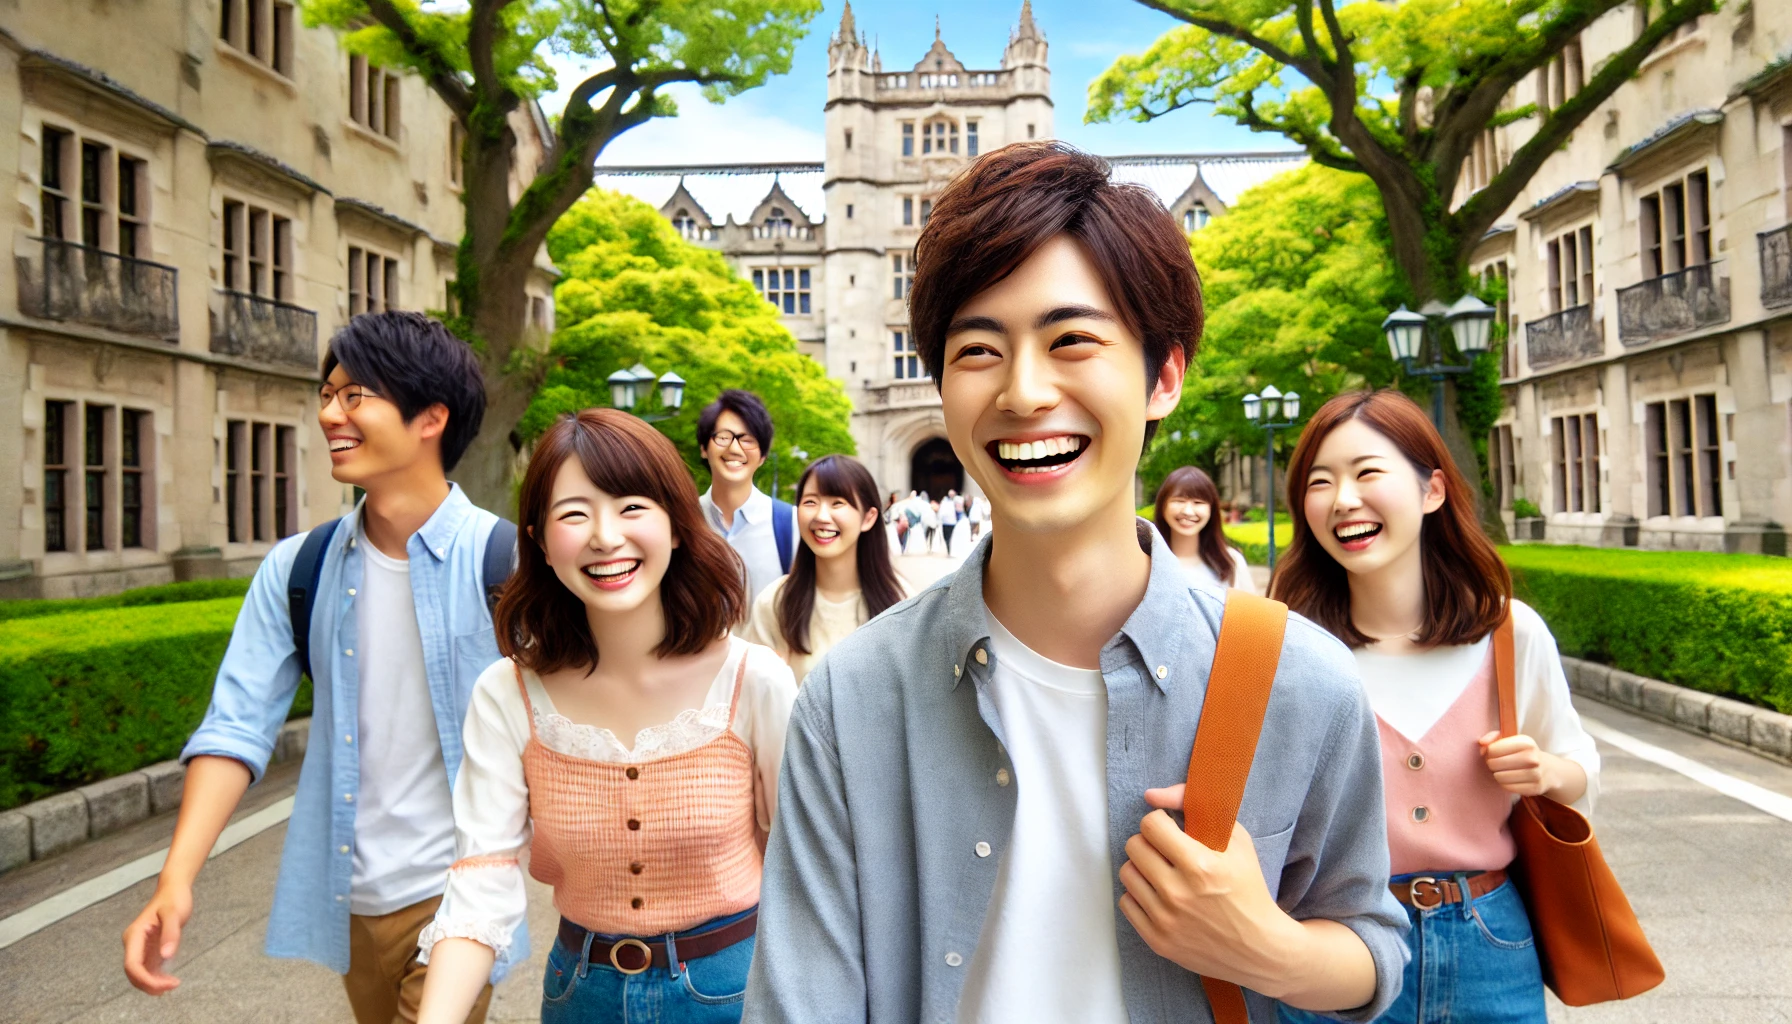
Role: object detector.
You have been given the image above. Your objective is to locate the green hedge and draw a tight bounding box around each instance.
[1224,522,1295,566]
[0,578,252,623]
[1505,545,1792,714]
[0,597,310,810]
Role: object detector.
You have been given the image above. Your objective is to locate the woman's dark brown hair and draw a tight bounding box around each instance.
[1153,466,1235,585]
[775,455,906,656]
[908,141,1202,439]
[1271,389,1510,648]
[494,408,746,673]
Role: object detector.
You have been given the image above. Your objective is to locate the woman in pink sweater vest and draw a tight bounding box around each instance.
[1272,391,1599,1024]
[414,409,797,1024]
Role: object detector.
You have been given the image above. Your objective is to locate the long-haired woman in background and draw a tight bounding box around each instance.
[1152,466,1257,594]
[1273,390,1597,1024]
[745,455,908,681]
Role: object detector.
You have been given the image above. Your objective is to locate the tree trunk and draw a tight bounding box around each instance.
[454,255,535,517]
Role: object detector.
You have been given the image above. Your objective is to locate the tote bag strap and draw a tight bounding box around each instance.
[1494,613,1518,739]
[1184,589,1288,1024]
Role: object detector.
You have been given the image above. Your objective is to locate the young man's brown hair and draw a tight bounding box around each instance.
[909,141,1204,420]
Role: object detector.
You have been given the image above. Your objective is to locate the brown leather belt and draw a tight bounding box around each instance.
[557,910,758,975]
[1391,870,1509,910]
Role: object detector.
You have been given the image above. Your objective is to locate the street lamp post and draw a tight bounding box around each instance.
[1380,294,1496,431]
[606,362,687,423]
[1242,385,1302,571]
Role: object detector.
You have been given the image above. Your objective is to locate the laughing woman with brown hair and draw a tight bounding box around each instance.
[414,409,796,1024]
[1273,390,1598,1024]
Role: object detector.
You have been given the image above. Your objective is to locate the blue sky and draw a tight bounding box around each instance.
[549,0,1273,166]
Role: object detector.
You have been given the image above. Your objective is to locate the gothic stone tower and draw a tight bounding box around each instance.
[822,2,1051,498]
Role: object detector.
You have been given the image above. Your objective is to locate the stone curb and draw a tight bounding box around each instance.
[0,718,310,875]
[1562,657,1792,765]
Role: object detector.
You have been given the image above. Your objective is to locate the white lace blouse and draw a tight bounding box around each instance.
[417,637,797,967]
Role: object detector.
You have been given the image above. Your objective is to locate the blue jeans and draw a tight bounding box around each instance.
[1280,875,1546,1024]
[539,909,755,1024]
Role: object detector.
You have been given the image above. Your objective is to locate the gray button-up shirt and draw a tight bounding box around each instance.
[745,524,1407,1023]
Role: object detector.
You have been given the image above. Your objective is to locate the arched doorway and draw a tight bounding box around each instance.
[910,437,963,500]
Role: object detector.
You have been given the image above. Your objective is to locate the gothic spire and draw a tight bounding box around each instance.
[1016,0,1041,40]
[838,0,856,42]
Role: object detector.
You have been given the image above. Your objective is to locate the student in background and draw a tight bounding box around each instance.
[123,312,512,1024]
[1273,389,1597,1024]
[1152,466,1257,594]
[744,455,908,682]
[415,409,795,1024]
[697,390,797,602]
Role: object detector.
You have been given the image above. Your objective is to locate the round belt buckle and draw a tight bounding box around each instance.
[608,937,652,975]
[1407,876,1444,910]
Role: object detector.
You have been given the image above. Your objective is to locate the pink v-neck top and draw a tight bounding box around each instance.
[1370,643,1516,875]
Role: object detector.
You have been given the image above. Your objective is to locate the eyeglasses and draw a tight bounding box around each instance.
[318,385,381,412]
[709,430,760,452]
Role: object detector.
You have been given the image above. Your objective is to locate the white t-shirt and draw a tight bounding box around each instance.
[956,611,1128,1023]
[349,533,457,916]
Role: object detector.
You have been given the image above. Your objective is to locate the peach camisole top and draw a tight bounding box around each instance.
[1372,644,1517,876]
[515,658,763,936]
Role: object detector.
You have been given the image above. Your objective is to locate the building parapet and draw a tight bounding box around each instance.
[1525,304,1602,369]
[16,237,178,341]
[1617,262,1730,345]
[863,380,938,409]
[209,290,318,371]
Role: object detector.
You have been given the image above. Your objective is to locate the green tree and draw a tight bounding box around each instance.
[302,0,823,513]
[1143,163,1402,495]
[1093,0,1714,532]
[521,189,855,501]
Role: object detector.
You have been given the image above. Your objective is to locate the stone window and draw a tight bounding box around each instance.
[923,118,958,155]
[892,251,913,299]
[1550,412,1599,513]
[967,120,979,157]
[223,200,292,300]
[753,267,811,315]
[274,425,295,541]
[1639,170,1711,278]
[845,128,853,150]
[1644,395,1721,517]
[39,126,72,240]
[226,419,296,543]
[220,0,294,76]
[921,198,933,226]
[902,122,914,157]
[894,330,924,380]
[348,246,400,314]
[43,400,70,553]
[84,404,109,551]
[1547,226,1594,311]
[349,55,402,141]
[37,128,150,254]
[1183,205,1210,232]
[903,196,913,226]
[1481,261,1518,378]
[121,409,148,549]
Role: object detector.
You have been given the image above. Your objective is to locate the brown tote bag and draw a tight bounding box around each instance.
[1493,616,1665,1005]
[1181,589,1288,1024]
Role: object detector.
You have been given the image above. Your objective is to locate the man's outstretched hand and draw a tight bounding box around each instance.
[123,882,192,995]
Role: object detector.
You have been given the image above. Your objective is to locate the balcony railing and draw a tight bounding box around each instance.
[16,237,178,338]
[1760,224,1792,310]
[1524,304,1602,370]
[864,381,938,408]
[210,290,318,370]
[1616,261,1729,346]
[751,222,816,241]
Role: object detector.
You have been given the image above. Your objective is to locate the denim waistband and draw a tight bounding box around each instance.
[562,905,757,946]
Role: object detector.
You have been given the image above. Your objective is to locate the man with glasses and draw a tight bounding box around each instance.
[697,389,798,603]
[123,312,514,1024]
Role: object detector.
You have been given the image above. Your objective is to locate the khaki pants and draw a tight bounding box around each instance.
[343,895,494,1024]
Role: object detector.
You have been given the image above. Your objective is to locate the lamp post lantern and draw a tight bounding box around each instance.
[1242,386,1302,572]
[1381,294,1495,430]
[606,362,686,423]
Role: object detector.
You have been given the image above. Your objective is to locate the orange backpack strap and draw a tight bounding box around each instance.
[1493,613,1518,739]
[1184,589,1289,1024]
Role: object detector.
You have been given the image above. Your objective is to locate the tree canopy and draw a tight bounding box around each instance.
[1143,163,1404,493]
[523,189,855,499]
[301,0,824,513]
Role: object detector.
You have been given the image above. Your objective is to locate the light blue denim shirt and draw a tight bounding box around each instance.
[180,484,526,978]
[744,523,1409,1023]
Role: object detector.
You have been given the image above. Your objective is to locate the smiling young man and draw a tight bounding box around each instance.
[698,389,799,602]
[744,144,1407,1023]
[122,312,515,1024]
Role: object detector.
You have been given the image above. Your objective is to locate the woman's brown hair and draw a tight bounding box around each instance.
[1271,390,1510,648]
[1153,466,1235,585]
[493,408,746,673]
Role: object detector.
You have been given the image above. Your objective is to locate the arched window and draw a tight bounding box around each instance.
[1184,205,1210,232]
[764,206,794,236]
[671,208,698,238]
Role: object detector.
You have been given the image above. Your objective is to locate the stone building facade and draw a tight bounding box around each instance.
[599,2,1300,499]
[1466,2,1792,552]
[0,3,556,597]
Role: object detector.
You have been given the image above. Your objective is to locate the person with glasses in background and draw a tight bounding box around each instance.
[697,390,799,604]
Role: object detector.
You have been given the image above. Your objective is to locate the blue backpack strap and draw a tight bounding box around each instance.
[771,499,797,575]
[482,518,518,612]
[287,517,342,682]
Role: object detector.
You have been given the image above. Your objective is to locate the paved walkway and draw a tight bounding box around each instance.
[3,558,1787,1021]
